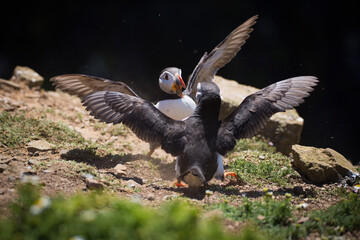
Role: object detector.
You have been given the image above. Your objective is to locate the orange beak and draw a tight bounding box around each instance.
[174,74,186,98]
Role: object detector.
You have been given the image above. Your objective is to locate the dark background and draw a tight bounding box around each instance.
[1,1,359,163]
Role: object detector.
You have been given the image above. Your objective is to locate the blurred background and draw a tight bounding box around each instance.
[1,1,359,163]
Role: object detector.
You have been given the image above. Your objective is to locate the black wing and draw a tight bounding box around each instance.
[51,74,139,98]
[184,15,258,100]
[216,76,318,155]
[82,91,186,156]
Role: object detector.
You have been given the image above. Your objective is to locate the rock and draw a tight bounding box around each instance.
[125,179,141,189]
[28,159,40,165]
[291,145,359,184]
[147,193,155,201]
[0,97,22,111]
[27,140,55,153]
[114,163,127,177]
[0,78,21,89]
[10,66,44,88]
[85,178,104,190]
[214,76,304,155]
[0,164,8,173]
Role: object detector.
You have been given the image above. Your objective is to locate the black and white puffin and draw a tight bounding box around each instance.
[81,76,318,187]
[51,15,258,157]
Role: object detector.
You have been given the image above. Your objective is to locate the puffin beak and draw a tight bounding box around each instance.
[174,74,186,98]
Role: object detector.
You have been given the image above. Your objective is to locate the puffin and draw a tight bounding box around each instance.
[81,76,318,187]
[51,15,258,157]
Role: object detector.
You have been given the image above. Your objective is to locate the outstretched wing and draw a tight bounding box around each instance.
[51,74,139,98]
[82,91,186,156]
[216,76,318,155]
[184,15,258,100]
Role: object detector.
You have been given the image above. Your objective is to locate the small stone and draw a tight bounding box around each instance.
[0,164,8,173]
[126,179,141,189]
[297,216,310,224]
[296,203,309,209]
[28,159,40,165]
[147,193,155,201]
[114,163,127,177]
[21,173,40,185]
[85,179,104,190]
[27,140,55,153]
[59,149,70,158]
[257,215,266,220]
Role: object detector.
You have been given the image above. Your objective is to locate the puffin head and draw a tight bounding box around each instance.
[195,82,221,103]
[181,166,206,187]
[159,67,186,97]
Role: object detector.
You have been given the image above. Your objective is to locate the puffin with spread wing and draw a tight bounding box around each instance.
[51,15,258,157]
[82,76,318,187]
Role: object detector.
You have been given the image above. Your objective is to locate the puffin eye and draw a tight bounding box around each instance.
[164,73,169,80]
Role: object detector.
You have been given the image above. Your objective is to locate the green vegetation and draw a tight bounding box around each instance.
[0,184,264,240]
[0,111,117,154]
[0,111,85,149]
[228,137,297,186]
[93,121,128,136]
[209,191,360,239]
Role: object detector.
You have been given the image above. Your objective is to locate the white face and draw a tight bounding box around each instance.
[159,71,177,94]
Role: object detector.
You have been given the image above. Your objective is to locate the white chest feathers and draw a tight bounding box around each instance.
[155,95,196,120]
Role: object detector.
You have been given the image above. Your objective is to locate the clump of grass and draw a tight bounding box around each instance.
[93,121,128,136]
[231,136,276,153]
[0,112,85,149]
[305,193,360,236]
[0,184,264,240]
[228,151,295,186]
[209,192,360,239]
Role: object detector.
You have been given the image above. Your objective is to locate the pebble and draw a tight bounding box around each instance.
[85,179,104,190]
[0,164,8,173]
[28,159,40,165]
[114,163,127,177]
[147,193,155,201]
[126,180,141,189]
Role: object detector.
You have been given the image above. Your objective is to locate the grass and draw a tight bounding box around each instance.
[208,191,360,239]
[0,184,265,240]
[0,111,118,154]
[93,121,128,136]
[228,137,297,187]
[0,111,85,149]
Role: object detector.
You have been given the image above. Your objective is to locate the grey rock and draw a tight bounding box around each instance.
[214,76,304,155]
[10,66,44,88]
[292,145,359,184]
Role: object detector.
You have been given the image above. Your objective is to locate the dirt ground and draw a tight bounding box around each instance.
[0,84,356,234]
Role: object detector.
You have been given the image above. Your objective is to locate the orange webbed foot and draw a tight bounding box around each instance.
[224,171,239,180]
[170,180,188,188]
[221,171,240,187]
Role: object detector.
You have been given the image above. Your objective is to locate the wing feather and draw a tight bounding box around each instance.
[82,91,186,156]
[184,15,258,100]
[51,74,139,98]
[216,76,318,155]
